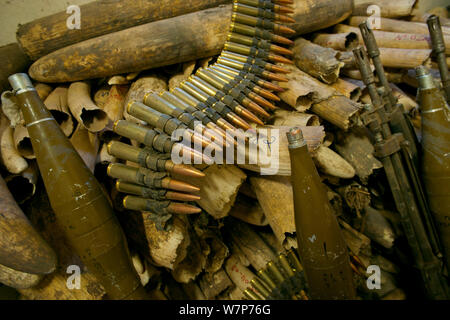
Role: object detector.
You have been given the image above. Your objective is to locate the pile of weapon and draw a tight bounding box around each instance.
[0,0,449,300]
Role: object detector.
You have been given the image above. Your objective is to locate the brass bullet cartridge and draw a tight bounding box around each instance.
[169,87,236,132]
[144,92,225,147]
[250,277,271,298]
[212,64,285,92]
[222,49,292,71]
[266,261,285,283]
[235,19,294,43]
[107,141,204,178]
[230,22,294,45]
[217,58,288,82]
[244,288,264,300]
[198,68,271,116]
[188,75,264,125]
[287,127,355,299]
[236,0,294,13]
[231,12,295,35]
[227,32,294,56]
[8,73,148,300]
[278,254,295,277]
[116,180,201,202]
[257,268,277,289]
[168,87,245,144]
[209,66,283,98]
[107,163,200,193]
[179,81,252,130]
[123,196,201,215]
[233,2,295,23]
[112,121,208,163]
[127,101,214,149]
[143,93,197,129]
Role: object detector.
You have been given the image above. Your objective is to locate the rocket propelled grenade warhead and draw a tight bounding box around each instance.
[427,15,450,104]
[116,180,201,202]
[123,196,201,215]
[230,22,294,45]
[195,68,270,116]
[8,73,149,300]
[143,93,197,129]
[287,127,356,300]
[127,101,216,150]
[147,92,225,147]
[199,68,272,116]
[416,65,450,272]
[168,87,236,132]
[187,75,264,125]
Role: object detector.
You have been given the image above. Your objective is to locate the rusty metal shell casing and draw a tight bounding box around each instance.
[287,127,355,300]
[8,73,148,300]
[417,66,450,271]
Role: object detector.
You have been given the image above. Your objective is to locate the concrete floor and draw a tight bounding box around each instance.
[0,0,92,46]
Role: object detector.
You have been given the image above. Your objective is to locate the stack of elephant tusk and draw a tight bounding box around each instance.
[106,0,295,218]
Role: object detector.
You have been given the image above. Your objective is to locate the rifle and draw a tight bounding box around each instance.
[427,15,450,104]
[353,47,449,299]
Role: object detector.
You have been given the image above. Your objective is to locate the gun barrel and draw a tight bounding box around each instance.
[427,15,450,104]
